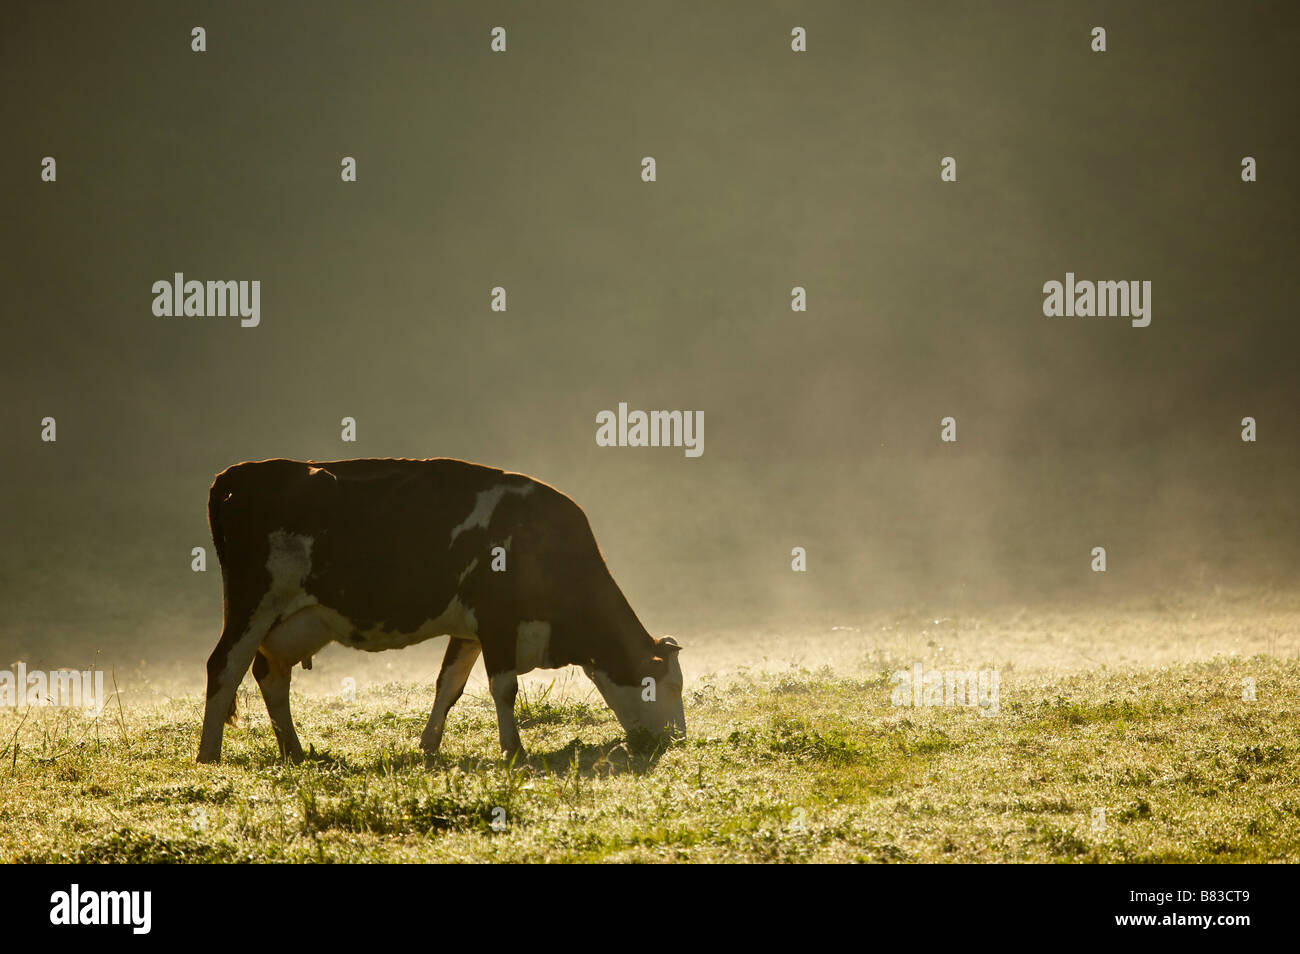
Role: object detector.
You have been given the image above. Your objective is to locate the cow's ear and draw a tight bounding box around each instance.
[658,636,682,655]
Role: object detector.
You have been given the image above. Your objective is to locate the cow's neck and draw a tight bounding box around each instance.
[584,581,655,681]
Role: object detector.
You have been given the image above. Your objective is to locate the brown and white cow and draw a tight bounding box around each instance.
[197,457,684,764]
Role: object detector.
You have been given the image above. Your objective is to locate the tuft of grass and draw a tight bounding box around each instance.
[515,680,603,728]
[24,828,243,864]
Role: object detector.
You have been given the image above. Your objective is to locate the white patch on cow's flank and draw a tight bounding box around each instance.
[240,531,488,663]
[266,530,313,592]
[217,530,319,685]
[448,483,533,545]
[514,620,552,673]
[343,594,481,652]
[263,530,321,625]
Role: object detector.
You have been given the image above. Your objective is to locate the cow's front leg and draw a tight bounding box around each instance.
[421,636,481,765]
[487,667,523,761]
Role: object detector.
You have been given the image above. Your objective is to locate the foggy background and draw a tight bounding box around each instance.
[3,1,1297,673]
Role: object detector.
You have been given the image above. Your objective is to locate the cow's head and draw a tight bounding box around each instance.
[584,635,685,745]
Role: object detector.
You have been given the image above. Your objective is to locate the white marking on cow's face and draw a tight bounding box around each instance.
[448,483,533,545]
[514,620,551,674]
[585,662,686,740]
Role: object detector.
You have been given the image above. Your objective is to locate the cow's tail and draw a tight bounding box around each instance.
[208,470,239,725]
[208,471,231,571]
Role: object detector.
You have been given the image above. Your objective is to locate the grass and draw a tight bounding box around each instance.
[2,644,1297,863]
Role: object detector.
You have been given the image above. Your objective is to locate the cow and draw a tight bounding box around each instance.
[197,457,685,764]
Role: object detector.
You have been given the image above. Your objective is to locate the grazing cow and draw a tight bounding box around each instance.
[197,458,684,764]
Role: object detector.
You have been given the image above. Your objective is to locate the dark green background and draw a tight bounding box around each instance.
[3,1,1297,666]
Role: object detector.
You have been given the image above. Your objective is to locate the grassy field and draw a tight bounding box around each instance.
[3,592,1298,863]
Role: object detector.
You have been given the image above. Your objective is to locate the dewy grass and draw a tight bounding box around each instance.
[2,638,1297,863]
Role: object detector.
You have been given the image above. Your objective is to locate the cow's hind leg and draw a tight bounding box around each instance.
[421,636,482,765]
[254,607,335,762]
[252,653,300,761]
[199,608,272,763]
